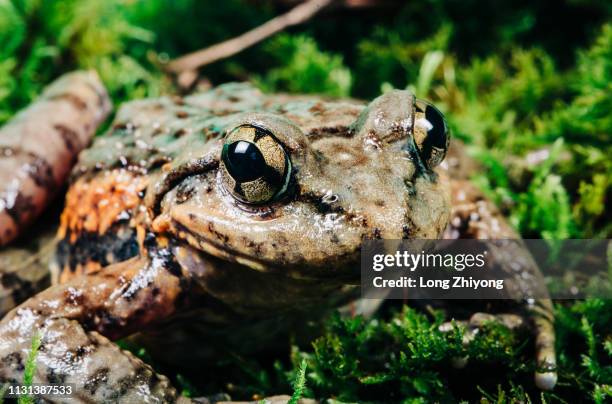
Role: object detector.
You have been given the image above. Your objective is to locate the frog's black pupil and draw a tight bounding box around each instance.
[225,141,268,182]
[424,105,447,149]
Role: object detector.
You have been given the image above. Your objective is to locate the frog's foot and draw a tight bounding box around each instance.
[0,317,181,402]
[439,312,526,341]
[0,255,195,402]
[439,306,557,390]
[439,312,526,368]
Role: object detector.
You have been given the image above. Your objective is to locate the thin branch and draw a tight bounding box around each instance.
[165,0,335,74]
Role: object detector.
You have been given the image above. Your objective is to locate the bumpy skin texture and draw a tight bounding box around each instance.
[0,71,111,246]
[0,81,555,402]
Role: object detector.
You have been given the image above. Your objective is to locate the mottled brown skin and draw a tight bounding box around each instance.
[0,80,555,402]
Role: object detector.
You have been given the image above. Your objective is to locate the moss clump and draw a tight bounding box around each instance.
[196,301,609,402]
[286,300,612,402]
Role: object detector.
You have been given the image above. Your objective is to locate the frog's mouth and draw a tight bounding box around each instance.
[173,219,276,273]
[153,213,360,281]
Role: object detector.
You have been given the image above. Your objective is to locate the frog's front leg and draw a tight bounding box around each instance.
[442,177,557,390]
[0,253,193,402]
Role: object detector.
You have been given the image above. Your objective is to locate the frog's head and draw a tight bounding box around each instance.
[152,90,450,278]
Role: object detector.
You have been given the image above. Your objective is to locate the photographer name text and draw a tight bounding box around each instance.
[370,250,505,290]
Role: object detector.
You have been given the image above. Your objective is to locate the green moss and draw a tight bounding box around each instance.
[255,34,352,97]
[185,299,608,402]
[289,359,307,404]
[18,333,41,404]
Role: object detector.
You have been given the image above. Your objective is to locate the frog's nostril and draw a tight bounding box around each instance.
[321,190,339,205]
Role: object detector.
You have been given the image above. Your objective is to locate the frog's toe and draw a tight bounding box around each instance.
[533,327,557,390]
[531,299,557,390]
[536,370,557,391]
[534,344,557,391]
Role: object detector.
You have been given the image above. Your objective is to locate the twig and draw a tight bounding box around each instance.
[165,0,335,74]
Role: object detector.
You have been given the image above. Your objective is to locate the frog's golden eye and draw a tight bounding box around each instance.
[414,100,450,168]
[220,124,292,204]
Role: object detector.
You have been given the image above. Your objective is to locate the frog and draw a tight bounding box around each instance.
[0,71,557,403]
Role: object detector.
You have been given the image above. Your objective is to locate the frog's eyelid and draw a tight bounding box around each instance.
[228,112,308,154]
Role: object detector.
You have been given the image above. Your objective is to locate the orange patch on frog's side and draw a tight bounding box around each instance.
[58,169,148,243]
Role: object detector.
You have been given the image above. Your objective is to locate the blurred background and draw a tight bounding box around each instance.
[0,0,610,402]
